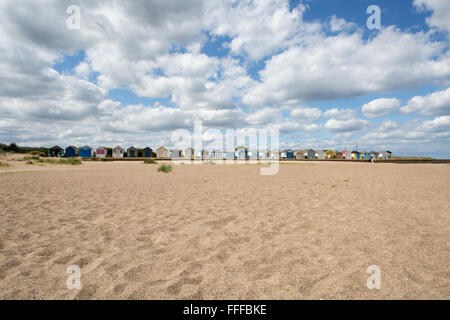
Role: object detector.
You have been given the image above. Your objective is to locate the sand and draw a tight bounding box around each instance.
[0,156,449,299]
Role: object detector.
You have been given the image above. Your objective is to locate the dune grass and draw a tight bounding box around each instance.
[0,161,10,167]
[158,164,172,173]
[44,158,82,165]
[144,159,158,164]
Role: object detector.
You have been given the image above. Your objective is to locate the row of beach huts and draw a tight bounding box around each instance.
[48,145,392,160]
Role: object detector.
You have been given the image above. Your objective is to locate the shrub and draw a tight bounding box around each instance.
[157,164,172,173]
[26,160,34,165]
[144,159,157,164]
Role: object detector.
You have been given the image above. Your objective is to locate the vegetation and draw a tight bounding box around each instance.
[43,158,82,165]
[157,164,172,173]
[0,161,10,167]
[26,160,34,165]
[144,159,157,164]
[0,143,48,155]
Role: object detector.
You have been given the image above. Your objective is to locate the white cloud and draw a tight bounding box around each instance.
[324,118,367,132]
[414,0,450,32]
[324,108,356,120]
[243,27,450,106]
[290,107,322,121]
[400,88,450,115]
[362,98,401,118]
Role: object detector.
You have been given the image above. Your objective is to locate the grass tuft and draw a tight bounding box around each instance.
[157,164,172,173]
[144,159,158,164]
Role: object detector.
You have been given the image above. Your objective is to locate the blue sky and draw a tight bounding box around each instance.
[0,0,449,157]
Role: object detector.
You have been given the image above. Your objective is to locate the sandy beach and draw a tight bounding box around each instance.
[0,157,449,299]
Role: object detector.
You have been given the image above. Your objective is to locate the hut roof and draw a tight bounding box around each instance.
[127,146,137,151]
[50,145,63,150]
[157,146,168,151]
[143,147,152,150]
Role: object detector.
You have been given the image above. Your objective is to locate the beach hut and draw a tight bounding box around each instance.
[259,149,271,160]
[369,151,378,160]
[224,151,235,160]
[270,149,280,160]
[294,150,305,159]
[235,147,248,160]
[351,151,361,160]
[143,147,153,158]
[96,147,107,158]
[213,149,223,160]
[377,151,392,160]
[304,149,316,159]
[281,149,295,159]
[156,146,169,158]
[361,151,371,160]
[170,148,182,159]
[49,146,64,157]
[184,147,194,160]
[325,150,336,159]
[315,150,325,160]
[113,146,125,158]
[342,150,352,160]
[127,146,137,158]
[65,146,78,158]
[335,151,344,160]
[79,146,93,158]
[201,150,210,160]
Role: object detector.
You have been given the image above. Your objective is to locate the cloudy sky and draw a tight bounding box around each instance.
[1,0,449,157]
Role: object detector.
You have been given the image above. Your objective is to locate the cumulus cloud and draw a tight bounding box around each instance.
[323,108,356,120]
[400,88,450,115]
[362,98,401,118]
[243,27,450,106]
[414,0,450,32]
[324,118,368,132]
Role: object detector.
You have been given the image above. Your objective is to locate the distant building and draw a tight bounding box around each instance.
[127,146,138,158]
[294,150,305,160]
[281,149,295,159]
[351,151,361,160]
[213,150,223,160]
[304,149,316,159]
[378,151,392,159]
[171,148,182,159]
[65,146,78,158]
[325,150,336,159]
[316,150,325,160]
[259,149,271,160]
[184,147,194,160]
[49,146,64,157]
[113,146,125,158]
[96,147,107,158]
[156,146,169,158]
[79,146,93,158]
[342,150,352,160]
[143,147,153,158]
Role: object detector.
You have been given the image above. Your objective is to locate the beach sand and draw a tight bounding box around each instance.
[0,157,449,299]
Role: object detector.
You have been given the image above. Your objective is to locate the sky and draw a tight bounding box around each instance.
[0,0,449,158]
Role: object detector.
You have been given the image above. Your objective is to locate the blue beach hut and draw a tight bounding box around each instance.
[79,146,92,158]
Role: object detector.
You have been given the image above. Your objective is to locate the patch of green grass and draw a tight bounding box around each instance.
[144,159,158,164]
[331,184,336,188]
[26,160,34,165]
[158,164,172,173]
[343,179,349,182]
